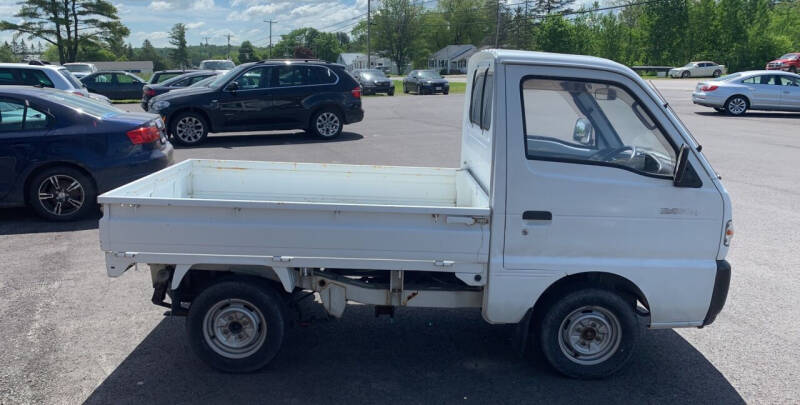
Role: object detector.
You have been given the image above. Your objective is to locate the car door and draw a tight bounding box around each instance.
[777,75,800,110]
[268,65,319,128]
[500,64,723,323]
[0,98,50,201]
[214,66,273,130]
[741,75,782,108]
[114,73,144,100]
[84,73,115,98]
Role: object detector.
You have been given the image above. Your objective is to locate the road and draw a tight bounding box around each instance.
[1,78,798,404]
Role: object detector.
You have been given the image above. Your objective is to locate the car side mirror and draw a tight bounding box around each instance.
[572,118,595,146]
[226,81,239,92]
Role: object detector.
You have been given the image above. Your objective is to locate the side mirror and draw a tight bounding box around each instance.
[226,81,239,92]
[572,118,595,146]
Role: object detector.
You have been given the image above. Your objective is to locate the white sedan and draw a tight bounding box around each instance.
[669,61,727,78]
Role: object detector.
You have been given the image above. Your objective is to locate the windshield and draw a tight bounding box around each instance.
[42,91,123,118]
[418,71,442,79]
[58,69,84,89]
[779,53,799,60]
[683,62,696,67]
[160,73,194,86]
[361,70,386,80]
[190,75,218,87]
[201,60,235,70]
[65,64,92,73]
[207,64,249,88]
[717,72,743,81]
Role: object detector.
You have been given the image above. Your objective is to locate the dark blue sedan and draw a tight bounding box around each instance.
[0,86,173,220]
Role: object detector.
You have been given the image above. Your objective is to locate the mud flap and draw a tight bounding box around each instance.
[511,308,533,358]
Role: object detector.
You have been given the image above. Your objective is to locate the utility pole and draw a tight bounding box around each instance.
[226,34,231,60]
[264,19,276,59]
[366,0,371,69]
[494,0,501,48]
[203,36,210,58]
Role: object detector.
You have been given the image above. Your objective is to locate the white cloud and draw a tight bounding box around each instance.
[149,1,171,11]
[186,21,205,29]
[226,2,292,21]
[191,0,214,10]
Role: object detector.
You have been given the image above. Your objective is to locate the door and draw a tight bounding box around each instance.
[268,65,317,127]
[741,74,782,108]
[777,75,800,110]
[215,66,273,130]
[0,98,49,201]
[501,64,723,323]
[84,73,115,98]
[114,73,144,100]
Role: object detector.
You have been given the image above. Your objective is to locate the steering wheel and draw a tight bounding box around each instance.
[590,146,637,163]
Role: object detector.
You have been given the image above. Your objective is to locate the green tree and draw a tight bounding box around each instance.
[0,0,127,64]
[0,42,16,62]
[169,23,189,68]
[238,40,258,63]
[373,0,422,72]
[139,39,167,71]
[311,33,344,62]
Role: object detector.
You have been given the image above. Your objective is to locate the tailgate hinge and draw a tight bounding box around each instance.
[271,256,293,263]
[434,260,455,267]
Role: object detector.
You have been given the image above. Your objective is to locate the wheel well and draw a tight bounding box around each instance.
[174,268,285,303]
[310,103,344,121]
[726,94,750,107]
[168,108,212,132]
[531,272,650,322]
[23,162,97,204]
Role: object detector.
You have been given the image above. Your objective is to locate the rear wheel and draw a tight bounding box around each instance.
[309,108,343,139]
[725,96,748,116]
[28,166,96,221]
[537,288,640,379]
[171,112,209,146]
[186,280,286,373]
[790,66,797,74]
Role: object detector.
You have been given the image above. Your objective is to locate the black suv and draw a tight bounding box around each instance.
[148,61,364,146]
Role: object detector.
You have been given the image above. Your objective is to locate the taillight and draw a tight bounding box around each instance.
[126,123,160,144]
[72,91,85,97]
[701,85,718,92]
[144,88,156,97]
[351,87,361,98]
[723,220,734,246]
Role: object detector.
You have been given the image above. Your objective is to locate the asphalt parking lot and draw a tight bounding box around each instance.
[1,78,798,404]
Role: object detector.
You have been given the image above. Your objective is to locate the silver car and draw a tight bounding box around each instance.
[692,70,800,115]
[669,61,727,78]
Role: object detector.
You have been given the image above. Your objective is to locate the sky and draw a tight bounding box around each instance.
[0,0,369,48]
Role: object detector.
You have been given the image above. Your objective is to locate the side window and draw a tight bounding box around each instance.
[276,66,308,87]
[0,99,48,132]
[116,74,137,84]
[24,105,49,130]
[481,71,493,130]
[19,70,54,87]
[778,76,799,86]
[189,75,209,85]
[309,67,336,85]
[742,76,757,84]
[521,78,676,177]
[233,67,270,89]
[173,78,191,87]
[94,73,113,83]
[0,69,19,85]
[469,69,485,126]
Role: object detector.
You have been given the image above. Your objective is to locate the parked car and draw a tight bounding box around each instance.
[100,50,733,379]
[199,60,236,73]
[0,86,173,220]
[141,71,218,111]
[149,69,197,85]
[669,61,726,78]
[692,70,800,115]
[0,62,111,104]
[148,60,363,146]
[81,71,146,100]
[402,70,449,94]
[62,62,97,79]
[352,69,394,95]
[765,53,800,73]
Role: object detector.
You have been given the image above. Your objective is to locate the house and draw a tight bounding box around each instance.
[337,52,404,74]
[89,61,154,74]
[428,45,477,74]
[337,53,364,71]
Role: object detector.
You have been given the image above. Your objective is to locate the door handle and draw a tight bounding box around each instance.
[523,211,552,221]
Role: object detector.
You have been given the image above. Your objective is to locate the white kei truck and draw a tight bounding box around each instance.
[99,50,733,379]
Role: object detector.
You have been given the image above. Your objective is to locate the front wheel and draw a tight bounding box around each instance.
[309,108,343,139]
[186,280,286,373]
[725,96,748,116]
[712,70,721,78]
[537,288,640,379]
[681,71,690,78]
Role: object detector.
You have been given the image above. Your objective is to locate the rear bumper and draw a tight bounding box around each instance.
[344,107,364,124]
[692,92,725,108]
[702,260,731,326]
[95,142,174,192]
[363,85,394,93]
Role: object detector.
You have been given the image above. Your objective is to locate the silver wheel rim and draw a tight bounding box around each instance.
[558,305,622,365]
[37,174,84,216]
[315,112,340,137]
[203,298,267,359]
[175,116,205,143]
[728,98,746,114]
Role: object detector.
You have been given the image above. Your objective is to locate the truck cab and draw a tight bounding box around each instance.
[99,50,732,379]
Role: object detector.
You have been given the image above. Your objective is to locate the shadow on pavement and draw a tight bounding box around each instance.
[0,207,99,236]
[85,305,743,404]
[177,131,364,150]
[694,111,800,119]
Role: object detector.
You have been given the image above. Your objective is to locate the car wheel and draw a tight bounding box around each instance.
[171,112,209,146]
[309,108,343,139]
[681,71,690,78]
[790,66,797,74]
[388,88,395,96]
[725,96,748,116]
[28,166,96,221]
[537,288,640,379]
[403,83,408,94]
[712,70,721,78]
[186,279,286,373]
[443,90,449,95]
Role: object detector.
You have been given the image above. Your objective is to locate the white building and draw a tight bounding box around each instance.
[428,45,477,74]
[90,61,154,74]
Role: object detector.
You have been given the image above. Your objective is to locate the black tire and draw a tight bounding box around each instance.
[681,71,690,78]
[308,108,343,139]
[789,66,797,74]
[388,88,395,96]
[712,70,721,78]
[537,288,640,379]
[714,107,725,113]
[170,111,209,146]
[186,279,287,373]
[724,96,748,116]
[403,83,408,94]
[443,90,449,95]
[28,166,96,221]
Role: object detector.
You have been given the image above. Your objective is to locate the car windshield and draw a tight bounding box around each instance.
[58,68,84,89]
[418,71,442,79]
[683,62,696,67]
[207,64,249,88]
[779,53,799,60]
[42,91,123,118]
[190,75,218,87]
[201,61,235,70]
[361,70,386,80]
[717,72,742,81]
[65,64,92,73]
[160,73,195,86]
